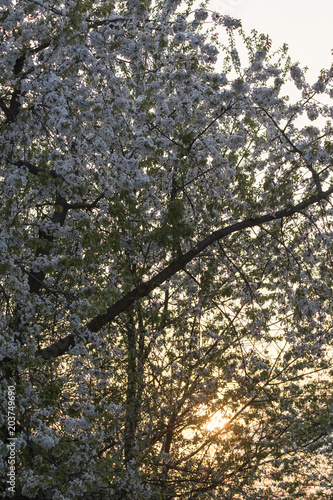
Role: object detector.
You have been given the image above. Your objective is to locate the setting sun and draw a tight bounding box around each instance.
[205,411,229,432]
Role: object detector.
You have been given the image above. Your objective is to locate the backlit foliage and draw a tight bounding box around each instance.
[0,1,333,498]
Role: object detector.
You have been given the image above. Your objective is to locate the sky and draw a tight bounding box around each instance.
[208,0,333,82]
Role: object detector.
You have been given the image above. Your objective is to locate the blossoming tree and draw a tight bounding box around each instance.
[0,0,332,498]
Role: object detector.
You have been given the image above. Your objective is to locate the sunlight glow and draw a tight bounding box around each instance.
[205,411,228,432]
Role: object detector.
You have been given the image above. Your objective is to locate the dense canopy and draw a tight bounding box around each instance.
[0,0,333,498]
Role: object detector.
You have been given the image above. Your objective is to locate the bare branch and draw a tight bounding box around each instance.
[259,106,323,193]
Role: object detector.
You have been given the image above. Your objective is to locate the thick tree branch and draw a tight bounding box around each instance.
[36,186,333,361]
[15,160,64,180]
[14,160,103,295]
[0,54,26,124]
[67,194,104,210]
[0,97,12,121]
[27,194,68,295]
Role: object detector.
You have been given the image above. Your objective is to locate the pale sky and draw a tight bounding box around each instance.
[208,0,333,82]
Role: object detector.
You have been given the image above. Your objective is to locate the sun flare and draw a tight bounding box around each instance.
[205,411,228,432]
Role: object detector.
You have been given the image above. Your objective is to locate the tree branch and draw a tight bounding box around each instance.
[15,160,64,180]
[36,186,333,361]
[259,106,323,194]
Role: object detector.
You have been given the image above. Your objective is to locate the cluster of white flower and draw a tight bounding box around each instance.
[0,0,333,498]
